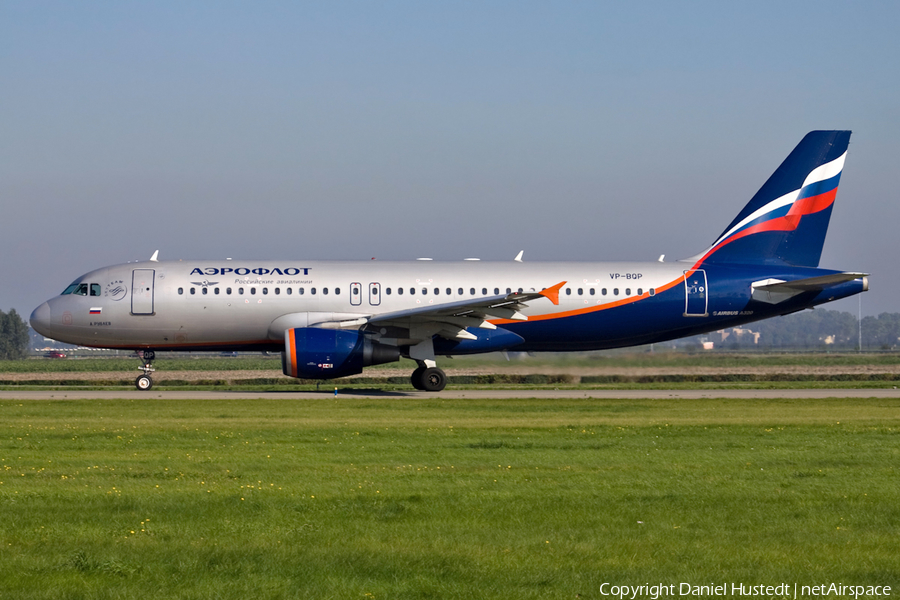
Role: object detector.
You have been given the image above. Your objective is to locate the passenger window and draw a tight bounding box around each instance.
[311,288,317,295]
[215,288,220,295]
[190,288,196,295]
[335,288,340,295]
[506,288,511,294]
[353,287,359,296]
[590,288,595,295]
[262,288,268,295]
[494,288,499,295]
[398,288,404,295]
[286,288,292,295]
[238,287,244,295]
[480,288,486,295]
[578,288,583,295]
[90,284,101,296]
[323,288,329,295]
[386,288,391,295]
[299,288,305,295]
[470,288,475,295]
[250,288,256,295]
[637,288,643,295]
[566,288,571,296]
[178,288,184,295]
[625,288,631,296]
[275,288,280,295]
[202,287,208,295]
[421,288,427,295]
[649,288,655,296]
[518,288,523,293]
[602,288,607,295]
[410,287,415,295]
[445,288,451,295]
[613,288,619,296]
[458,288,463,295]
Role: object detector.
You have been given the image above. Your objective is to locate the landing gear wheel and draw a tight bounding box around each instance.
[420,367,446,392]
[410,367,426,390]
[135,349,157,390]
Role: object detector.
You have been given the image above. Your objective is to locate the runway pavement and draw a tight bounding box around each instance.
[2,388,900,400]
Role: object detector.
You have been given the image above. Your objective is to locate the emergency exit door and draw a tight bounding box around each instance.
[369,282,382,306]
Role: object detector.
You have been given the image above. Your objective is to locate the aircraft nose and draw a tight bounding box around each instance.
[30,302,51,337]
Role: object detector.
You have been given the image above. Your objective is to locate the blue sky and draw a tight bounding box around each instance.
[2,1,897,317]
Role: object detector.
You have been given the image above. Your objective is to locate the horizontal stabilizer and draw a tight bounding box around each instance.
[751,272,868,304]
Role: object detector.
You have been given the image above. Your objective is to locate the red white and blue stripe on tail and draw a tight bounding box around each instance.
[697,130,851,268]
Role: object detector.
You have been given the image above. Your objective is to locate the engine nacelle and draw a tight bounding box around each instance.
[282,328,399,379]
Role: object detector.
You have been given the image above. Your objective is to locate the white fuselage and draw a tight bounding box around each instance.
[32,259,689,351]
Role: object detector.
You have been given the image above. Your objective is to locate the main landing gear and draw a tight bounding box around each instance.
[410,362,447,392]
[135,350,156,391]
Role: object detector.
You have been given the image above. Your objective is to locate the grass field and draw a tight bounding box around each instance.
[1,396,898,599]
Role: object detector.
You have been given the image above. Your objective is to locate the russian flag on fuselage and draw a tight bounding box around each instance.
[699,131,851,268]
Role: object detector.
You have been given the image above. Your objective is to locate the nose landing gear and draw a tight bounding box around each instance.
[135,350,156,391]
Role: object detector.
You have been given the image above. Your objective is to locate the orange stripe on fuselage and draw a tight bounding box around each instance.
[489,274,686,325]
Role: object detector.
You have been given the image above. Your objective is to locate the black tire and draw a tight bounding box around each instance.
[410,367,426,390]
[420,367,446,392]
[136,375,153,391]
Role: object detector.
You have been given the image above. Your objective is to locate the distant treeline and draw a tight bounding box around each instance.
[692,310,900,350]
[1,309,30,360]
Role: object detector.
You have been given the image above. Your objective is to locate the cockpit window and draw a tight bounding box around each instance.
[62,282,98,296]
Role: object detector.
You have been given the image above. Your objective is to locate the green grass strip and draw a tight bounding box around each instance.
[0,396,897,598]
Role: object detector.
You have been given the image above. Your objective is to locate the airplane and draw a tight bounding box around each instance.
[30,131,867,392]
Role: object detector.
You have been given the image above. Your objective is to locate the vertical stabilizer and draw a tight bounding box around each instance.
[696,130,851,267]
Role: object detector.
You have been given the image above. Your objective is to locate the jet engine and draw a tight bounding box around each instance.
[282,328,399,379]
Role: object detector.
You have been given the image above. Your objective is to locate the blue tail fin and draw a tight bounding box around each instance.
[696,130,851,267]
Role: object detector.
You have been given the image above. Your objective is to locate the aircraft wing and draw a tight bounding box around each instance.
[319,282,566,342]
[751,272,868,304]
